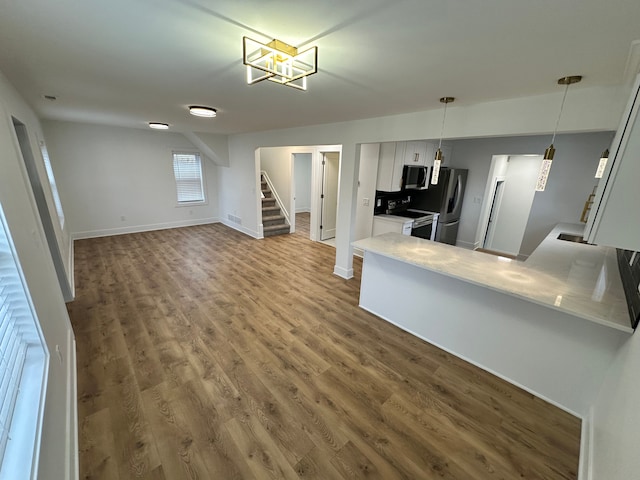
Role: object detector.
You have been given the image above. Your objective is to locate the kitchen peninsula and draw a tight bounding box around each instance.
[352,224,633,416]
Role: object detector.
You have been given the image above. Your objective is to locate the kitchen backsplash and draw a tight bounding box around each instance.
[617,249,640,329]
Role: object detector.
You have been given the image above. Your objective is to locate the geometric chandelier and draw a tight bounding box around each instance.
[243,36,318,91]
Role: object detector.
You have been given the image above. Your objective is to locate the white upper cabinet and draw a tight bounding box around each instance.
[403,141,428,166]
[585,74,640,251]
[376,142,406,192]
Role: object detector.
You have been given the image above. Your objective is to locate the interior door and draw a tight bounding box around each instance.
[320,152,340,241]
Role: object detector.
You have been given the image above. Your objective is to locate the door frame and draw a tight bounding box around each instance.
[314,146,341,242]
[482,176,506,249]
[11,117,72,301]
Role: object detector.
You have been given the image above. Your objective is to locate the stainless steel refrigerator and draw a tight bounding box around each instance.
[418,167,468,245]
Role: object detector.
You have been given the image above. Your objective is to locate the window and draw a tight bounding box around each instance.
[172,152,205,204]
[0,203,47,480]
[39,142,65,229]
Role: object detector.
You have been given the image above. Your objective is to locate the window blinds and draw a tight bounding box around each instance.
[0,208,47,479]
[172,153,205,203]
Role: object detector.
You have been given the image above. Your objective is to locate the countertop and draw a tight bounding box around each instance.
[373,214,413,224]
[353,223,632,332]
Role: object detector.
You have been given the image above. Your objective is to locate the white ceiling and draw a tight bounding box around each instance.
[1,0,639,135]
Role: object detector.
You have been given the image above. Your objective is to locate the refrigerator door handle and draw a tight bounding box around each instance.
[451,175,463,214]
[442,219,460,227]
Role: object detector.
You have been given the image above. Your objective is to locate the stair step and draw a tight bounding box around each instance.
[262,215,285,223]
[263,224,290,237]
[262,206,280,214]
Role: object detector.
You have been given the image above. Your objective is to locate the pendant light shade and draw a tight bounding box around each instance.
[535,75,582,192]
[432,97,454,185]
[595,149,609,178]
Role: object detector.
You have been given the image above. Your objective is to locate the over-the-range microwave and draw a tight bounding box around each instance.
[402,165,429,190]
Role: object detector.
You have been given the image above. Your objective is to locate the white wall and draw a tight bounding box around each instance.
[591,331,640,480]
[354,144,380,243]
[0,71,76,479]
[42,120,219,239]
[222,85,624,278]
[487,155,541,255]
[294,153,312,212]
[449,131,615,255]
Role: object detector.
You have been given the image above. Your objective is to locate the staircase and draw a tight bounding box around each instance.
[261,175,290,237]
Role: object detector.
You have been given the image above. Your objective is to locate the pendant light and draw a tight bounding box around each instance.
[535,75,582,191]
[594,149,609,178]
[432,97,454,185]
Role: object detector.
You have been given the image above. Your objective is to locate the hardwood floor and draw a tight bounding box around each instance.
[68,223,581,480]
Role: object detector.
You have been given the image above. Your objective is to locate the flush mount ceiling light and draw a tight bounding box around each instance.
[594,149,609,178]
[189,106,217,118]
[148,122,169,130]
[243,36,318,91]
[431,97,455,185]
[535,75,582,191]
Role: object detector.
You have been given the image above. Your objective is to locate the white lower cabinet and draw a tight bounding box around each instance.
[372,215,412,236]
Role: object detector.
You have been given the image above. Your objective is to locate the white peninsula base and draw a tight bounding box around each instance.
[353,232,631,418]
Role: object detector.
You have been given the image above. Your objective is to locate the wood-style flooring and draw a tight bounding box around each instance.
[68,216,581,480]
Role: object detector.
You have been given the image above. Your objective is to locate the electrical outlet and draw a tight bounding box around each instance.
[363,198,370,206]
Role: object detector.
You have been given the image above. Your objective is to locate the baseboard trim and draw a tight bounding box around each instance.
[220,219,261,239]
[67,330,78,480]
[67,240,75,301]
[333,265,353,279]
[353,247,364,258]
[578,407,594,480]
[72,217,220,240]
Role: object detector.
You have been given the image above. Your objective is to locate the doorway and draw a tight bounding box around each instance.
[477,154,542,257]
[293,153,313,238]
[320,152,340,241]
[12,118,72,300]
[483,178,506,249]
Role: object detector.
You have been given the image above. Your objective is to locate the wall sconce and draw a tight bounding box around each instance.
[535,75,582,191]
[243,37,318,91]
[594,149,609,178]
[432,97,455,185]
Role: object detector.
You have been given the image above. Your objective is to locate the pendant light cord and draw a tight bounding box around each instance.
[438,102,449,149]
[551,82,570,145]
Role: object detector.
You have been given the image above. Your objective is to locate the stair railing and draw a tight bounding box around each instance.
[260,170,290,226]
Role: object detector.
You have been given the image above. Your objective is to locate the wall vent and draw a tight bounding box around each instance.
[227,214,242,224]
